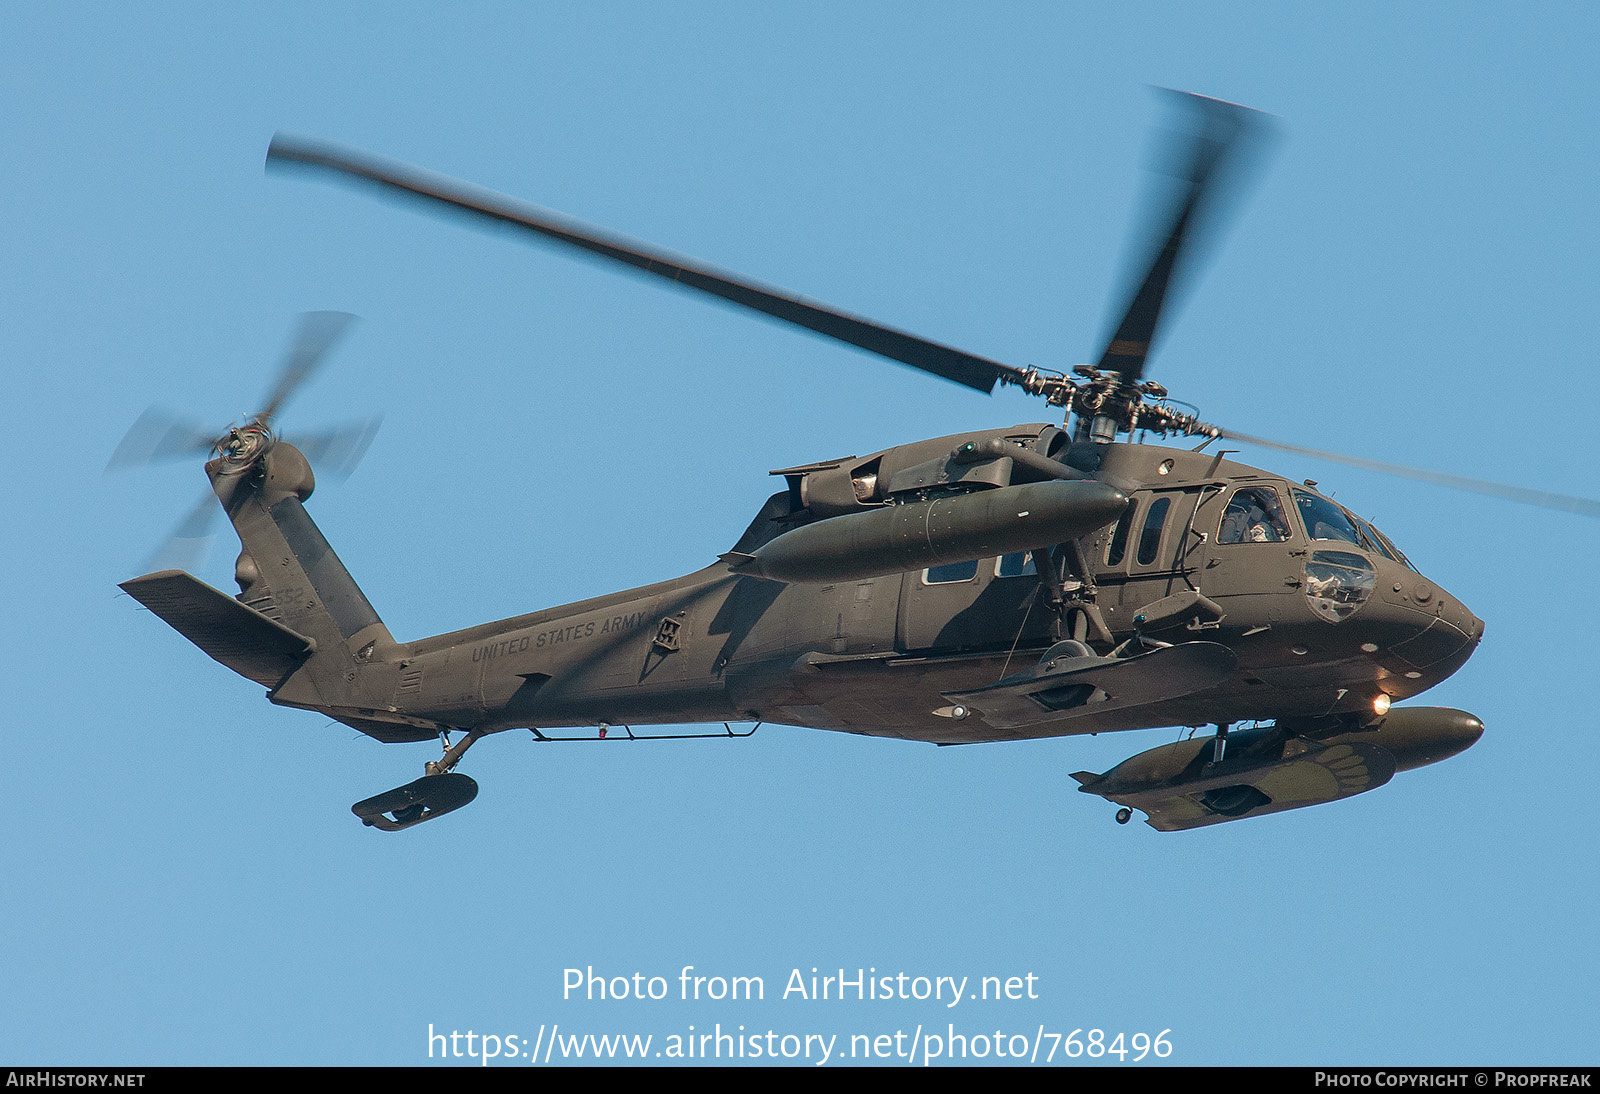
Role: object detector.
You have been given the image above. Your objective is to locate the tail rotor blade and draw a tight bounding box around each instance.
[141,490,222,574]
[117,312,375,578]
[288,416,383,481]
[107,408,217,472]
[258,310,358,423]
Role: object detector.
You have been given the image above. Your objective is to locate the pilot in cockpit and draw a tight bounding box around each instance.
[1220,487,1290,544]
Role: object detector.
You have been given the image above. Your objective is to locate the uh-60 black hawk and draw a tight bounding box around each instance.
[115,93,1598,832]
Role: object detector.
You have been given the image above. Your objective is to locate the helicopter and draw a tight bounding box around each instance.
[116,92,1597,833]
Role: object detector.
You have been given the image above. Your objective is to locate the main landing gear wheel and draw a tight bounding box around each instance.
[352,772,479,831]
[352,727,487,831]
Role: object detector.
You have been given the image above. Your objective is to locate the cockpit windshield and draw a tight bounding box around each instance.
[1292,489,1415,570]
[1292,490,1362,546]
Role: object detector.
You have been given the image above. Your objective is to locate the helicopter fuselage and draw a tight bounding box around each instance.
[267,424,1479,749]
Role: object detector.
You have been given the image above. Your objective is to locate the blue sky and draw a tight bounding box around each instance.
[4,2,1596,1066]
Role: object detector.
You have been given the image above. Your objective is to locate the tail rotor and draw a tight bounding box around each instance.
[110,311,379,574]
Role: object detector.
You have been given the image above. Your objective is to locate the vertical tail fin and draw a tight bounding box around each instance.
[213,440,397,713]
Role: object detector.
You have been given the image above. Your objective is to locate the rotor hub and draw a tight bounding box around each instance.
[1001,367,1219,444]
[217,422,273,470]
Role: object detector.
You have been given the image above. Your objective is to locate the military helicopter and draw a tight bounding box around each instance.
[116,93,1598,833]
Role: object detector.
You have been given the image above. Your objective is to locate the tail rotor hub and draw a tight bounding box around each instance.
[217,422,273,469]
[108,311,378,575]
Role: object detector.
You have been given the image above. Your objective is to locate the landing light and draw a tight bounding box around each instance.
[1373,693,1392,716]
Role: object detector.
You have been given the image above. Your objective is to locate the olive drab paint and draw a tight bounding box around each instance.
[119,92,1550,831]
[122,426,1487,833]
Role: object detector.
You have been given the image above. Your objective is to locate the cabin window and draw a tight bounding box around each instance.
[923,560,979,584]
[1106,504,1137,566]
[1218,486,1291,544]
[1137,496,1171,565]
[996,552,1037,578]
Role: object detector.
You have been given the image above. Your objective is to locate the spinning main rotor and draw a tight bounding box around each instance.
[268,91,1254,446]
[255,92,1599,518]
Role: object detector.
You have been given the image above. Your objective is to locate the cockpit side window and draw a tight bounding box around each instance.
[1292,490,1363,546]
[1218,486,1291,544]
[1359,519,1415,570]
[1350,515,1395,561]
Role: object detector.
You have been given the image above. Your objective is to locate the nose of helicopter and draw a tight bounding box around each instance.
[1369,568,1484,688]
[1441,587,1484,645]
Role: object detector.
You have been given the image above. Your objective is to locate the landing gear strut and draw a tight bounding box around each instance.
[1211,722,1232,764]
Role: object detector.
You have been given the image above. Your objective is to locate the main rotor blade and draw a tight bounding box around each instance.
[267,135,1024,394]
[1095,91,1274,382]
[1221,429,1600,519]
[258,310,358,423]
[107,408,217,472]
